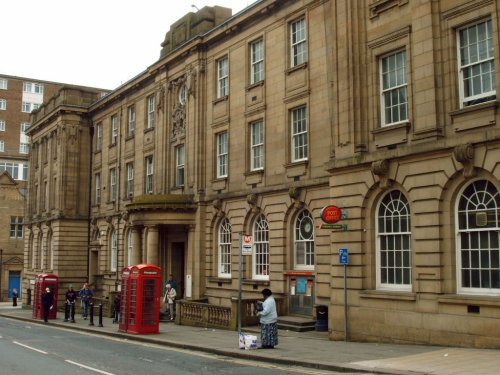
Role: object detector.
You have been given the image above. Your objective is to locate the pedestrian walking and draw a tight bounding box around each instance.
[12,289,18,306]
[64,284,77,322]
[257,288,278,349]
[41,287,54,323]
[112,294,120,324]
[79,283,93,320]
[163,284,176,321]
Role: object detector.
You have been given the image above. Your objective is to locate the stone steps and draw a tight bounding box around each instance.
[277,316,316,332]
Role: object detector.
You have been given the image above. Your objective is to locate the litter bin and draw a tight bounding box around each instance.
[315,305,328,332]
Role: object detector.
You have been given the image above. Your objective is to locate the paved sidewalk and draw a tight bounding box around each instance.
[1,303,499,375]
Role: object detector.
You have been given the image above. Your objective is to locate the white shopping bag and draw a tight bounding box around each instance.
[244,334,257,350]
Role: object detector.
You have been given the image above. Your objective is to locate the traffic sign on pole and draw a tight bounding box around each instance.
[242,235,253,255]
[339,248,349,265]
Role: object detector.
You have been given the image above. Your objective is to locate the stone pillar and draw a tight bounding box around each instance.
[131,226,142,265]
[146,225,159,265]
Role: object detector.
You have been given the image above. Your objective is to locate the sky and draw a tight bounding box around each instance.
[2,0,257,90]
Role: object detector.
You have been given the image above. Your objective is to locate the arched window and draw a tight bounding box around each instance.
[376,190,412,290]
[294,210,314,269]
[218,219,232,277]
[456,180,500,294]
[253,215,269,279]
[110,230,117,272]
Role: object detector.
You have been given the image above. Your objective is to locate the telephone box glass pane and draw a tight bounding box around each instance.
[142,279,156,326]
[129,279,137,325]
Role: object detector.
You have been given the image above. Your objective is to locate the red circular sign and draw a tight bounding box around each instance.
[320,205,342,224]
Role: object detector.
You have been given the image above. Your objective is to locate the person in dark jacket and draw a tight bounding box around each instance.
[64,284,77,322]
[12,289,18,306]
[112,294,120,324]
[41,287,54,323]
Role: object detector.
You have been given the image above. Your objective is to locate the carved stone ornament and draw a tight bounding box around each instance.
[213,198,222,210]
[157,84,165,112]
[172,105,186,138]
[453,143,475,179]
[247,193,258,206]
[371,159,392,190]
[288,187,301,200]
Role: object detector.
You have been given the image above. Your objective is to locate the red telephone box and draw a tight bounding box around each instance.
[119,264,161,334]
[32,273,58,320]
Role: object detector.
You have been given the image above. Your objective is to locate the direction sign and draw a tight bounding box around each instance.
[317,224,348,231]
[242,235,253,255]
[339,248,349,265]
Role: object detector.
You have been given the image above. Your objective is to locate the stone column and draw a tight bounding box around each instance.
[131,226,142,265]
[146,225,159,265]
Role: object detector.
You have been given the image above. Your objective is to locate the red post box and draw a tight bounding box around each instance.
[119,264,161,334]
[32,273,58,320]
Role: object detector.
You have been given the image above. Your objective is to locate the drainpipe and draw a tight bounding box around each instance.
[87,120,94,282]
[115,106,123,291]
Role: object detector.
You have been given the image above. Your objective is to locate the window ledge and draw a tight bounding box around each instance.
[371,121,410,148]
[284,160,308,179]
[208,276,232,285]
[144,127,155,134]
[246,80,264,91]
[371,121,410,135]
[286,62,308,75]
[359,289,416,301]
[213,95,229,105]
[242,278,269,285]
[438,294,500,307]
[450,100,498,132]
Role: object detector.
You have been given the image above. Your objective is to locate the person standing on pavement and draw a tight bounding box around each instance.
[257,288,278,349]
[163,284,176,321]
[112,294,120,324]
[79,283,93,320]
[41,287,54,323]
[12,289,18,306]
[64,284,77,322]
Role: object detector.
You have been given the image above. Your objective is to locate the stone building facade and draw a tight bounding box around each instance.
[24,0,500,348]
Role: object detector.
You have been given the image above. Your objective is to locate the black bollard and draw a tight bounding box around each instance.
[98,303,104,327]
[27,288,31,305]
[89,302,95,326]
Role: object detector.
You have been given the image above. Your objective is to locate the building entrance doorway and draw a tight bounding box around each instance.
[9,271,21,298]
[171,242,185,299]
